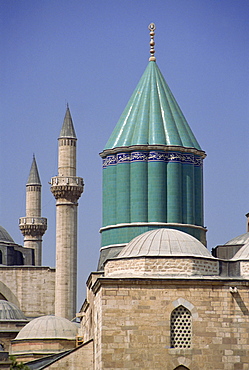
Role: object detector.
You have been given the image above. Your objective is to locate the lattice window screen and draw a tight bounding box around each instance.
[170,305,192,348]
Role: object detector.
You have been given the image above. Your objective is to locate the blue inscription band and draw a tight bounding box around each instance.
[103,151,203,168]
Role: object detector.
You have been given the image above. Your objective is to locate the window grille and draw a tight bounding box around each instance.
[170,305,192,348]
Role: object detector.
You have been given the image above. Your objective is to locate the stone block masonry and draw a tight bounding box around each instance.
[84,277,249,369]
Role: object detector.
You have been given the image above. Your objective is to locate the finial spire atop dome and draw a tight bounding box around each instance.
[148,23,156,61]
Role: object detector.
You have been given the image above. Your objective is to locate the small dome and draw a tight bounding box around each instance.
[225,232,249,246]
[117,228,212,259]
[0,300,27,321]
[0,226,14,243]
[231,243,249,260]
[15,315,78,340]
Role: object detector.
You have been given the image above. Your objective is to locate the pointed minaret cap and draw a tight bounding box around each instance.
[27,155,41,185]
[59,104,76,139]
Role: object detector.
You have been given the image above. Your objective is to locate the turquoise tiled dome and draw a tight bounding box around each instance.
[105,61,201,150]
[99,58,206,269]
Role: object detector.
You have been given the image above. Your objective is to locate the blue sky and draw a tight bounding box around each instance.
[1,0,249,308]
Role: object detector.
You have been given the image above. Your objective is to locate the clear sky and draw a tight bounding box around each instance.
[1,0,249,308]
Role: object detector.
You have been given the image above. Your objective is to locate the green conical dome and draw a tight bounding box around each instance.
[99,53,206,270]
[105,61,201,150]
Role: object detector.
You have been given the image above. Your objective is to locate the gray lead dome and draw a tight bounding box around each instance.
[0,226,14,243]
[15,315,78,340]
[225,232,249,246]
[0,300,27,320]
[117,228,213,259]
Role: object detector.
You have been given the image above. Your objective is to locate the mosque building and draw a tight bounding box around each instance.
[0,24,249,369]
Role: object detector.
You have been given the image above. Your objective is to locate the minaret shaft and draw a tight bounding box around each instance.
[51,107,83,320]
[58,139,76,176]
[55,203,77,319]
[26,186,41,217]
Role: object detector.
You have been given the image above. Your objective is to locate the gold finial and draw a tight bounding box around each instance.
[148,23,156,61]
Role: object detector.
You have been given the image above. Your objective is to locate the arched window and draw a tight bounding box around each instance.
[174,366,190,370]
[170,305,192,348]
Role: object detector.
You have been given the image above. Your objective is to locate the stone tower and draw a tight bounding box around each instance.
[98,24,206,269]
[50,106,83,320]
[19,156,47,266]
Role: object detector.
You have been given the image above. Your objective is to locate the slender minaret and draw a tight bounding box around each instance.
[19,155,47,266]
[50,106,84,320]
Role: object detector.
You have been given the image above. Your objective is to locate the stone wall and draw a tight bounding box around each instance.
[11,339,75,363]
[240,261,249,276]
[90,277,249,370]
[80,272,103,343]
[105,257,219,277]
[46,340,93,369]
[0,266,55,317]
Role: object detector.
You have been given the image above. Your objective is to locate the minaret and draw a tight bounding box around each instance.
[19,155,47,266]
[98,24,206,269]
[50,106,84,320]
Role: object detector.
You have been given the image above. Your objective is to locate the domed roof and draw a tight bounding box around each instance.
[0,300,27,321]
[225,232,249,246]
[15,315,78,340]
[117,228,212,259]
[0,226,14,243]
[231,242,249,260]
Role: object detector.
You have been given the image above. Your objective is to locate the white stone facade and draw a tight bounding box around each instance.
[105,257,219,277]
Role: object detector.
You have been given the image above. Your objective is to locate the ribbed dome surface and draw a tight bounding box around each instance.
[105,61,201,150]
[118,229,212,259]
[231,243,249,260]
[0,300,27,321]
[225,232,249,246]
[15,315,78,340]
[0,226,14,243]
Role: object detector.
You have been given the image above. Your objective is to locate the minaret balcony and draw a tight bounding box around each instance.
[50,176,84,187]
[50,176,84,200]
[19,217,47,235]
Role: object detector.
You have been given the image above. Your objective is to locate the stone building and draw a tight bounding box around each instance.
[80,228,249,369]
[0,23,249,369]
[76,24,249,369]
